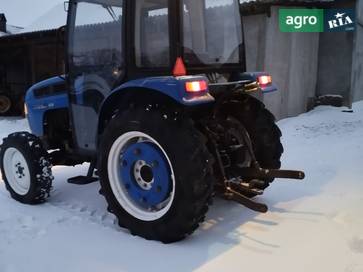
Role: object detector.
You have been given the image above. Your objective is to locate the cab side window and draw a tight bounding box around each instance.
[72,1,123,87]
[134,0,170,68]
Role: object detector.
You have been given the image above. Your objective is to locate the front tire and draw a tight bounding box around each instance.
[99,107,215,243]
[0,132,53,204]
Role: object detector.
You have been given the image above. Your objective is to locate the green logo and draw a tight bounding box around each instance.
[279,9,324,32]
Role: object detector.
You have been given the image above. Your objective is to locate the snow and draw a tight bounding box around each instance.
[0,24,23,37]
[1,102,363,272]
[6,25,23,34]
[0,118,29,142]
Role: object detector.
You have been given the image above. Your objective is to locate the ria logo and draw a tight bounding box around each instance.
[328,12,353,29]
[326,9,355,32]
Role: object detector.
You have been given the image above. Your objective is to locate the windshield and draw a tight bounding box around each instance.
[182,0,243,66]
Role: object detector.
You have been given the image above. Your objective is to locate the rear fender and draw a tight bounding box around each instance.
[98,76,215,134]
[114,76,215,105]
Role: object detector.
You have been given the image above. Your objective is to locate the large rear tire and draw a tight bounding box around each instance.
[0,132,53,204]
[220,94,284,191]
[99,107,215,243]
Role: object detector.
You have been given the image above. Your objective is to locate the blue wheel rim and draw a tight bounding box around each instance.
[119,142,172,209]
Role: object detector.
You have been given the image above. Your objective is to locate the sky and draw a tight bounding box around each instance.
[0,0,64,27]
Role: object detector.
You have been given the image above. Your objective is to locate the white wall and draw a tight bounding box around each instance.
[243,6,320,120]
[351,0,363,102]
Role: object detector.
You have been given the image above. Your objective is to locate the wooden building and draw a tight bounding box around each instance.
[0,15,64,115]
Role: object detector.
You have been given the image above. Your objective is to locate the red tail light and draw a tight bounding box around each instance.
[258,75,272,87]
[185,80,208,93]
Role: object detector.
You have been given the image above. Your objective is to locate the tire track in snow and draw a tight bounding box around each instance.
[47,200,120,231]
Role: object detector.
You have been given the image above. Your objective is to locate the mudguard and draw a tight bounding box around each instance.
[97,75,216,134]
[108,75,215,106]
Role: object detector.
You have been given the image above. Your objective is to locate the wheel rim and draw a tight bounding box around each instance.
[107,131,175,221]
[0,95,11,114]
[3,147,31,195]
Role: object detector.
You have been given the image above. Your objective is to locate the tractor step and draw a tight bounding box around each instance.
[225,186,268,213]
[68,176,98,185]
[68,160,98,185]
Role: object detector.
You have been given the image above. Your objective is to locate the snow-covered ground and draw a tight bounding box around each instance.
[0,102,363,272]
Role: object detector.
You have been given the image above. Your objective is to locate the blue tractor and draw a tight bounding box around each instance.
[0,0,304,243]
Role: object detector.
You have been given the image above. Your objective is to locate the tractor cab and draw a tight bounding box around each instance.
[68,0,245,80]
[65,0,248,153]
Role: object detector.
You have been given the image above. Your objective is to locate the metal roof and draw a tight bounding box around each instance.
[0,28,60,44]
[0,24,23,37]
[239,0,338,15]
[239,0,336,10]
[240,0,335,4]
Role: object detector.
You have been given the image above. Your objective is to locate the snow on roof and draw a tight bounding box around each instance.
[6,24,23,34]
[0,24,23,37]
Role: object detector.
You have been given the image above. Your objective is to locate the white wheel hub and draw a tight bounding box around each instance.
[133,160,155,190]
[3,147,31,195]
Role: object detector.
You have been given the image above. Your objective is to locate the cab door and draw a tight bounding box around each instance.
[67,0,124,153]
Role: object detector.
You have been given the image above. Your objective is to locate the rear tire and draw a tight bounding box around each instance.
[0,132,53,204]
[99,107,215,243]
[221,94,284,191]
